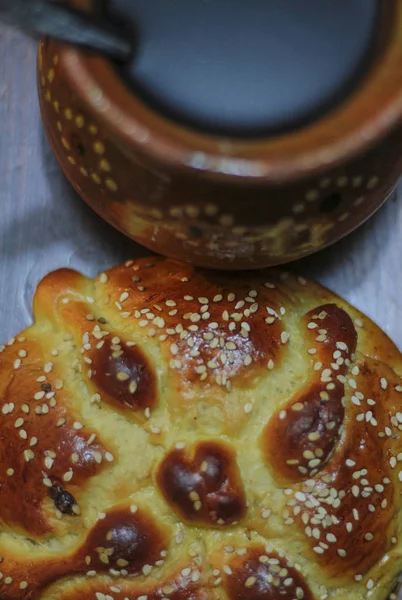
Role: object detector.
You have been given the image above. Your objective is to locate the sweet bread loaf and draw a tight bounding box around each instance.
[0,257,400,600]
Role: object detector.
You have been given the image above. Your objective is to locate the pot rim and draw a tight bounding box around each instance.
[58,1,402,183]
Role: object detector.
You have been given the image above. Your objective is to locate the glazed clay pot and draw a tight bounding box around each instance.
[38,1,402,269]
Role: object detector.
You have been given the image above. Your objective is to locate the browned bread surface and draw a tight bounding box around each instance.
[0,257,401,600]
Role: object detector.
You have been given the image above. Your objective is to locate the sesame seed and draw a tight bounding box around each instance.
[352,485,360,497]
[243,355,252,367]
[94,452,103,464]
[63,470,73,482]
[45,457,54,469]
[170,343,179,355]
[245,576,256,588]
[116,371,129,382]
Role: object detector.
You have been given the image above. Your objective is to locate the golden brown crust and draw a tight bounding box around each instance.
[263,303,358,483]
[0,335,108,538]
[157,441,246,527]
[0,505,168,599]
[89,337,158,414]
[286,357,400,578]
[97,260,286,390]
[222,545,314,600]
[0,257,400,600]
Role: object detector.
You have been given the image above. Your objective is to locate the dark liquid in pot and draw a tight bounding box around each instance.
[108,0,379,138]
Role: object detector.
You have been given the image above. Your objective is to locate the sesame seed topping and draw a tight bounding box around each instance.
[245,576,257,587]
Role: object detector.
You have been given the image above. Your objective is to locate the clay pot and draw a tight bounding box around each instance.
[38,1,402,269]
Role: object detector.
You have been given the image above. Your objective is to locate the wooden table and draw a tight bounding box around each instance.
[0,24,401,596]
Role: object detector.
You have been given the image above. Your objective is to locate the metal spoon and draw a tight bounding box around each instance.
[0,0,133,62]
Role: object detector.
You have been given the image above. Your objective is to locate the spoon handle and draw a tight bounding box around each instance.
[0,0,132,62]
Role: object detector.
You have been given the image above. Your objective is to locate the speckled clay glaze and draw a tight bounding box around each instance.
[38,1,402,269]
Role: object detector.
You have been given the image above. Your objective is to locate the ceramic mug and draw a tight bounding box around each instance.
[38,0,402,269]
